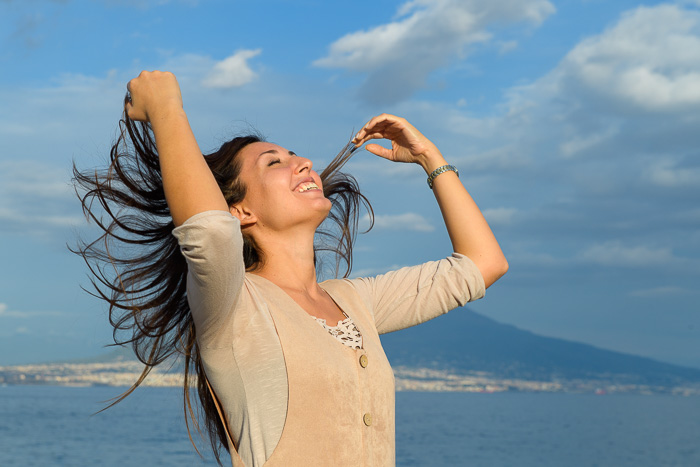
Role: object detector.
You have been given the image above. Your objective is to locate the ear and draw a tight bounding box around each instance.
[229,204,257,227]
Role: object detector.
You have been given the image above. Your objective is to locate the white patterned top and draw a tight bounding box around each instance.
[312,313,363,350]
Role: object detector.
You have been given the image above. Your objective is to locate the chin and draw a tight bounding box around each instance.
[313,199,333,225]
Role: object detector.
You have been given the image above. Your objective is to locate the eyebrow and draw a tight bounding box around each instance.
[258,149,297,158]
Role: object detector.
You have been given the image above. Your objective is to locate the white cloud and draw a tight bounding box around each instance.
[543,4,700,114]
[0,161,84,234]
[314,0,555,104]
[497,40,519,55]
[475,1,700,213]
[559,128,618,159]
[362,212,435,232]
[202,49,262,89]
[470,0,700,231]
[482,207,517,226]
[0,160,82,233]
[507,251,560,267]
[0,303,65,318]
[646,158,700,188]
[0,160,73,198]
[579,241,679,268]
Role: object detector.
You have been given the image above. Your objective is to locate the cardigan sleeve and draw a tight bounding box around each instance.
[172,210,245,347]
[348,253,486,335]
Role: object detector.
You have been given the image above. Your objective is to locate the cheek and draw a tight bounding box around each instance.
[249,178,289,213]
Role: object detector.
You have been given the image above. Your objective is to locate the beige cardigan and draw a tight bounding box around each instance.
[173,211,485,466]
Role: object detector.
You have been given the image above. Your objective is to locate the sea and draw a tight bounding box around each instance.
[1,386,699,466]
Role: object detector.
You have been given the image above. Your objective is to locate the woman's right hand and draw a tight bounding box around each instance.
[125,70,183,123]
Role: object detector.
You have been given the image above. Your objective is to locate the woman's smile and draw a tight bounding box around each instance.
[294,179,321,193]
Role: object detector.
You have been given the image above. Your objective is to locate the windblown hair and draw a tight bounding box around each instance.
[72,104,373,464]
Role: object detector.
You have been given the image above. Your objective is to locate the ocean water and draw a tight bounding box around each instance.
[0,386,698,466]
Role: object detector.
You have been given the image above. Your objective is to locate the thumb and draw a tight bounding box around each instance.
[365,143,392,159]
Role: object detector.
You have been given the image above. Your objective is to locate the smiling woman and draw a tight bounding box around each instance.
[72,70,507,467]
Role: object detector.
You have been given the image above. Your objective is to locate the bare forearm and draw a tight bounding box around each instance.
[126,71,228,227]
[353,113,508,288]
[421,152,508,288]
[150,109,228,226]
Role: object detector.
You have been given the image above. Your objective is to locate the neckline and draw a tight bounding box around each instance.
[247,273,346,326]
[312,312,351,327]
[246,273,366,349]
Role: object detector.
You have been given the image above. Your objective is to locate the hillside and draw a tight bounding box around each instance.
[380,308,700,387]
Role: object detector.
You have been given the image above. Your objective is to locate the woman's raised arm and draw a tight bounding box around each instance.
[126,71,228,226]
[352,114,508,288]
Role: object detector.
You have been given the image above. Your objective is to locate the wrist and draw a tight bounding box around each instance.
[149,105,188,128]
[418,150,448,174]
[427,164,459,189]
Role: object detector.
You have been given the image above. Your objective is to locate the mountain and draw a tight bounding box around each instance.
[380,309,700,387]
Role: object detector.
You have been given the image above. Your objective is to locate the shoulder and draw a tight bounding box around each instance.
[320,277,363,300]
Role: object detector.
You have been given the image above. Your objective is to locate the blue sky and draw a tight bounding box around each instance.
[1,0,699,368]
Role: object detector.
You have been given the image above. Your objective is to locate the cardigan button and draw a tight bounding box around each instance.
[359,355,368,368]
[363,412,372,426]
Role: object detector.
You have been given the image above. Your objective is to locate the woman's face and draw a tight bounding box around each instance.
[233,142,331,232]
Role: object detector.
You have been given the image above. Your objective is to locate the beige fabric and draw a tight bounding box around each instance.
[173,210,486,466]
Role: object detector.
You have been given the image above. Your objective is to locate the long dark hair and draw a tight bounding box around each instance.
[72,105,373,463]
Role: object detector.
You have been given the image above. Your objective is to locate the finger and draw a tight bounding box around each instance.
[353,131,388,147]
[364,113,399,128]
[123,86,135,119]
[365,143,393,159]
[124,97,146,121]
[352,114,405,146]
[364,114,404,134]
[355,114,398,134]
[125,78,135,106]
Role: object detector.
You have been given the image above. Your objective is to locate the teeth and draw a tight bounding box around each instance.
[297,182,319,192]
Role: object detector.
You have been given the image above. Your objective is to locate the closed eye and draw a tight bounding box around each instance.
[267,159,281,166]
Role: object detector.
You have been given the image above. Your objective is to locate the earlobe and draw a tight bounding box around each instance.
[230,205,257,227]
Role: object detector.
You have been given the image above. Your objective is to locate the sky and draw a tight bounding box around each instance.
[0,0,699,369]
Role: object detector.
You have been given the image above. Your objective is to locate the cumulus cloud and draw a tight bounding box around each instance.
[202,49,262,89]
[314,0,555,104]
[556,5,700,113]
[508,4,700,124]
[447,3,700,279]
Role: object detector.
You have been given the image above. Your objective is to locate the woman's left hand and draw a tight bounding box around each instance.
[353,114,508,288]
[352,114,443,171]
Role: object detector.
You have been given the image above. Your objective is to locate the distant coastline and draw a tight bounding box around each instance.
[4,310,699,396]
[2,361,699,396]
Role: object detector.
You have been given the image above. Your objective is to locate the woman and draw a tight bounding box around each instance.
[74,70,507,466]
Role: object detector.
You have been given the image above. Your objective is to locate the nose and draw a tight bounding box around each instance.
[295,156,312,173]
